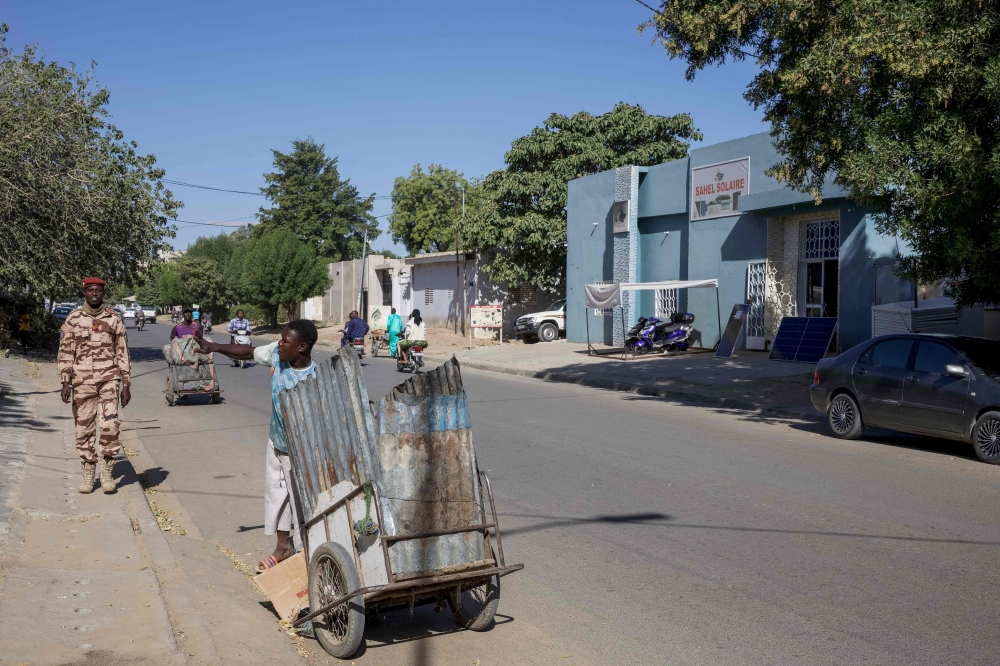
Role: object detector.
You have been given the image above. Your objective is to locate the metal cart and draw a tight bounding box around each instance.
[279,350,523,658]
[162,338,222,406]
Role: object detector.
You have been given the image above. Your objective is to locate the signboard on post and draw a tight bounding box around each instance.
[470,304,502,329]
[691,157,750,220]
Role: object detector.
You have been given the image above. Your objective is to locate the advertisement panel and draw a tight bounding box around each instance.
[470,304,503,328]
[691,157,750,220]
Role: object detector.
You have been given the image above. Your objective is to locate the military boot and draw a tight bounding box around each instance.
[100,457,116,494]
[79,462,96,494]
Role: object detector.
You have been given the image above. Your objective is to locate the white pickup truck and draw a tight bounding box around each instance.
[514,299,566,342]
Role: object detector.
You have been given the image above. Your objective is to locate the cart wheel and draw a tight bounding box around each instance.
[211,391,221,404]
[309,542,365,659]
[448,566,500,631]
[165,377,175,406]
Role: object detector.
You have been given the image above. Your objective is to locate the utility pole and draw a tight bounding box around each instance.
[356,229,368,316]
[454,183,460,335]
[460,186,467,337]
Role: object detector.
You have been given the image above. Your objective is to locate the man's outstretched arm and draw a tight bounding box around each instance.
[194,336,254,360]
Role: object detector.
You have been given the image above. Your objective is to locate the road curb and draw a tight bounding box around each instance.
[428,353,822,423]
[118,431,222,664]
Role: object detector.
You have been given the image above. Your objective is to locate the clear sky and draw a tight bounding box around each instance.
[2,0,767,254]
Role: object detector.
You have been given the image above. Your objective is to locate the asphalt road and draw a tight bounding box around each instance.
[121,322,1000,666]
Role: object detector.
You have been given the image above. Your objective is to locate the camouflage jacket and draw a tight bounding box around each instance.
[57,307,132,387]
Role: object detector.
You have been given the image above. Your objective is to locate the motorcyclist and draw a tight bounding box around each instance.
[228,310,252,344]
[397,309,427,366]
[339,310,369,347]
[133,304,145,330]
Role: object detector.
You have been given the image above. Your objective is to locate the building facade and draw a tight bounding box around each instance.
[566,132,911,352]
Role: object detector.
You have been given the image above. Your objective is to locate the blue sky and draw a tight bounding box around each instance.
[2,0,767,254]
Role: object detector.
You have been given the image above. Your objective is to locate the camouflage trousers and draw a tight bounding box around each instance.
[72,381,122,463]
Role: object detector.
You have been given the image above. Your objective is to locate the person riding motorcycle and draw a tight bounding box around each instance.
[339,310,369,348]
[228,309,252,342]
[133,304,146,330]
[397,309,428,367]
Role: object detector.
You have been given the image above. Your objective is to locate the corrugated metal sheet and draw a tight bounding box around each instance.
[278,347,379,521]
[280,352,485,576]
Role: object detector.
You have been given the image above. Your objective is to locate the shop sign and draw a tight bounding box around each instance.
[691,157,750,220]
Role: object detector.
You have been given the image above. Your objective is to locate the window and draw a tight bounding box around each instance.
[424,288,433,305]
[508,282,534,304]
[380,272,392,306]
[913,341,962,375]
[870,339,914,369]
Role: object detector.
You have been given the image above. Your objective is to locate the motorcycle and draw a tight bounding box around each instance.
[352,336,366,359]
[135,314,145,331]
[231,328,251,368]
[625,312,696,355]
[371,330,389,357]
[396,343,425,373]
[203,316,213,334]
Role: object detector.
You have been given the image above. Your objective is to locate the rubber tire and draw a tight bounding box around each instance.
[971,410,1000,464]
[448,566,500,631]
[308,542,365,659]
[372,341,379,357]
[538,322,558,343]
[827,393,864,440]
[211,392,221,404]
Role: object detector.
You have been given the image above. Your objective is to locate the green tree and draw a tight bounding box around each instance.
[254,138,379,261]
[157,264,186,307]
[643,0,1000,306]
[226,229,330,326]
[185,231,243,278]
[0,25,180,300]
[389,164,474,254]
[175,255,226,318]
[463,103,701,290]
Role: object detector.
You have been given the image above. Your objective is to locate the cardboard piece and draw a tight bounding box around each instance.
[255,551,309,622]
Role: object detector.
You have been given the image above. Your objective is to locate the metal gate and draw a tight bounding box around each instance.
[746,262,766,350]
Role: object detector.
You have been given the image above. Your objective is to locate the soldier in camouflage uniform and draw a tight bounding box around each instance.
[58,278,132,494]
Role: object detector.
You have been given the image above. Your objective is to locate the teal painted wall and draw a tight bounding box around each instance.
[567,170,617,344]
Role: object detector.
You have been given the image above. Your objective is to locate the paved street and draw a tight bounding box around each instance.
[116,322,1000,665]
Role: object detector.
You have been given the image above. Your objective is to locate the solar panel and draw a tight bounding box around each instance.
[716,304,749,359]
[768,317,838,363]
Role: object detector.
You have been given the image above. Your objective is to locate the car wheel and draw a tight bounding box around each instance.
[827,393,864,440]
[538,322,558,343]
[972,411,1000,464]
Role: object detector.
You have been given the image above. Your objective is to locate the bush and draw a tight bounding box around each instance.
[228,304,267,326]
[0,293,60,351]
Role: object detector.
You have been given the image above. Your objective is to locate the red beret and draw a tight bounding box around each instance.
[82,277,106,286]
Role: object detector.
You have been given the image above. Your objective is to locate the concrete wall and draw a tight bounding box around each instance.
[637,213,689,317]
[566,169,617,344]
[305,255,402,326]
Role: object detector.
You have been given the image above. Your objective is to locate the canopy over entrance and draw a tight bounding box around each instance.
[583,280,722,357]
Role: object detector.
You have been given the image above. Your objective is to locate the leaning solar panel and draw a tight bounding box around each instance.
[795,317,838,363]
[768,317,808,361]
[768,317,838,363]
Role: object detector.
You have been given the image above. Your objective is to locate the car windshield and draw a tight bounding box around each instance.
[544,299,565,312]
[139,305,153,311]
[949,337,1000,376]
[54,307,72,314]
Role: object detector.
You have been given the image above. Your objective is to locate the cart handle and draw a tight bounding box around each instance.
[479,471,505,567]
[381,523,497,543]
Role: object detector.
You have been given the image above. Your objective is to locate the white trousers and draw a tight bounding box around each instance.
[264,439,303,549]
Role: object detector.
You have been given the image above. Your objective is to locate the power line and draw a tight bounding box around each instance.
[634,0,659,12]
[162,178,394,200]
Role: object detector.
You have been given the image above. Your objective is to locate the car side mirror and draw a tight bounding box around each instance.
[944,364,966,378]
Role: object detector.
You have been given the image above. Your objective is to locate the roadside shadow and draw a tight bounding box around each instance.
[786,423,979,462]
[125,465,170,491]
[129,347,167,363]
[0,381,59,433]
[501,511,670,537]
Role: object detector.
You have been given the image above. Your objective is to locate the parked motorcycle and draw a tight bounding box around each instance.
[625,313,695,354]
[396,343,425,373]
[231,328,251,368]
[352,336,366,359]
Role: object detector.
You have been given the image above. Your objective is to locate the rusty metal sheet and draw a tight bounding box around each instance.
[278,347,379,520]
[375,358,486,574]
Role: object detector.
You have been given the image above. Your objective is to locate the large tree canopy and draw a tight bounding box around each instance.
[254,138,379,262]
[463,102,701,290]
[0,26,180,298]
[389,164,475,255]
[643,0,1000,306]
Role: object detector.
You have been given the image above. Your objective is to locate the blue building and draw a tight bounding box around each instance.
[565,132,910,353]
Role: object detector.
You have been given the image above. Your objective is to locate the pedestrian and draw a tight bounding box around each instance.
[18,311,30,351]
[57,277,131,494]
[194,319,317,572]
[339,310,369,347]
[386,307,402,358]
[170,309,202,339]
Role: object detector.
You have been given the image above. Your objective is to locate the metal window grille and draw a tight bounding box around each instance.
[424,288,433,305]
[746,262,766,340]
[801,219,840,260]
[655,289,677,319]
[381,272,393,306]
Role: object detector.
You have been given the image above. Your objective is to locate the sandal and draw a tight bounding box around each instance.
[256,555,278,574]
